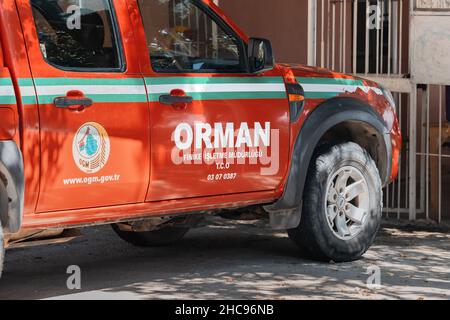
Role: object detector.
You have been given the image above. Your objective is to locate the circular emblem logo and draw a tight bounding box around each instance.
[72,122,110,174]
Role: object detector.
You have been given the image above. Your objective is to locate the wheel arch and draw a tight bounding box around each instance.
[0,141,24,234]
[266,97,392,230]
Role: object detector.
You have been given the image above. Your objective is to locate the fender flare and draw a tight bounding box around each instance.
[265,97,392,230]
[0,141,24,234]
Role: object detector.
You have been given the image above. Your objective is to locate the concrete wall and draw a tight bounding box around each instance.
[220,0,309,64]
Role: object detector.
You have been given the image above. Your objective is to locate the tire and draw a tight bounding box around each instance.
[111,224,189,247]
[0,220,4,279]
[0,181,7,279]
[288,142,382,262]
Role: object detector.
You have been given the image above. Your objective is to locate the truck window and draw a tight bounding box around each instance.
[137,0,244,73]
[30,0,122,70]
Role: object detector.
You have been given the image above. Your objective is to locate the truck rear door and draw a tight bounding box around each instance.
[17,0,150,212]
[134,0,290,201]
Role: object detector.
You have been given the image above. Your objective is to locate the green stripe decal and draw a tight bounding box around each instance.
[0,97,16,104]
[18,79,34,86]
[21,96,38,105]
[0,78,13,86]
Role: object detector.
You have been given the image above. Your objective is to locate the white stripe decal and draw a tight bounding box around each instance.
[147,83,287,94]
[19,86,36,96]
[0,86,15,96]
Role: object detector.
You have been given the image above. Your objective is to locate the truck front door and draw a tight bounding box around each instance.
[135,0,290,201]
[18,0,150,212]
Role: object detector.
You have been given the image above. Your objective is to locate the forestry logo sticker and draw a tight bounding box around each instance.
[72,122,110,174]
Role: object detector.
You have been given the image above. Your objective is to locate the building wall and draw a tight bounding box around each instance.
[220,0,309,64]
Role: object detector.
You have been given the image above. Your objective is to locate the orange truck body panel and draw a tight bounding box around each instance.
[0,0,401,231]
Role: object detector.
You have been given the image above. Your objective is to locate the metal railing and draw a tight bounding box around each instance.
[307,0,448,222]
[308,0,407,77]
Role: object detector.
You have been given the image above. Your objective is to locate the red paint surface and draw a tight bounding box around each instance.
[0,108,16,140]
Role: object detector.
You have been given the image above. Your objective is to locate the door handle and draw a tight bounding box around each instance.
[159,95,193,105]
[54,90,93,112]
[159,89,193,110]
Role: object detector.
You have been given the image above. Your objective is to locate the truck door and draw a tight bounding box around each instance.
[17,0,150,212]
[135,0,290,201]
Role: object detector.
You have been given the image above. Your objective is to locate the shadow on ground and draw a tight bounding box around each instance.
[0,218,449,300]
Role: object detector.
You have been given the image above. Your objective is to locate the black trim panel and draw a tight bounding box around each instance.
[286,82,305,122]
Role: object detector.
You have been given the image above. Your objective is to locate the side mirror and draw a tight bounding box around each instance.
[248,38,274,73]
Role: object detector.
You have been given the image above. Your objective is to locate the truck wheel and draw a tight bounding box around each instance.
[111,224,189,247]
[0,220,4,278]
[288,142,382,262]
[0,181,7,278]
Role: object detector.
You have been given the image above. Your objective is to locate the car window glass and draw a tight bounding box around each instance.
[30,0,121,70]
[137,0,243,73]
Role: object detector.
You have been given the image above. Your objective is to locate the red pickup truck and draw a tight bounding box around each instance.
[0,0,401,277]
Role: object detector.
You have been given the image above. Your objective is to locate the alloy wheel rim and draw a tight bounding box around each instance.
[324,166,370,240]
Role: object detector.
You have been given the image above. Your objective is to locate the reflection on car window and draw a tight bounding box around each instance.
[30,0,121,70]
[138,0,243,73]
